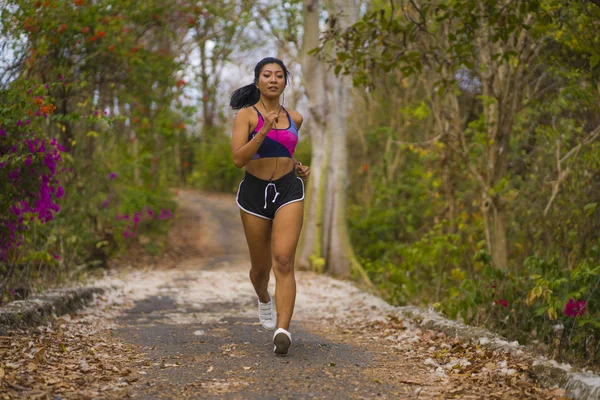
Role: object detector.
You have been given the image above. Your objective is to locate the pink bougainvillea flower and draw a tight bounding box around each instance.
[564,298,586,317]
[158,209,173,220]
[116,212,130,220]
[494,299,509,308]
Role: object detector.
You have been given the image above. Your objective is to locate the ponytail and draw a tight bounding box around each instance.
[230,83,260,110]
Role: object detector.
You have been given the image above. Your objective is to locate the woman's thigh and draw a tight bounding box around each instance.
[240,210,272,272]
[271,201,304,265]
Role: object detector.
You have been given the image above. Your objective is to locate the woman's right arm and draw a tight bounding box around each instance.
[231,108,273,168]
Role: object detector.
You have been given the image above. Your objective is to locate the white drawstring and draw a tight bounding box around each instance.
[264,182,280,209]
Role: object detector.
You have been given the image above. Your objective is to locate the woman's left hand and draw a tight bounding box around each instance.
[294,162,310,181]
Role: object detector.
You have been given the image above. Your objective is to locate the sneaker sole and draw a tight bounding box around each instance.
[273,332,291,356]
[261,322,277,331]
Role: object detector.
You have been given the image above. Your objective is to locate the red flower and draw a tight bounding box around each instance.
[81,26,90,34]
[97,31,105,37]
[564,298,586,317]
[494,299,509,308]
[108,45,116,52]
[74,0,84,5]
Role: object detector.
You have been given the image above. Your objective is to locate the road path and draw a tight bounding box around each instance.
[0,190,562,399]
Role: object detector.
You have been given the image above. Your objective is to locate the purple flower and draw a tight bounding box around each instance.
[0,127,6,137]
[53,254,61,260]
[24,155,32,166]
[55,186,64,198]
[17,120,23,127]
[146,208,155,219]
[108,172,117,180]
[27,89,33,95]
[101,198,110,208]
[564,298,586,317]
[8,169,20,182]
[158,209,173,220]
[116,212,130,220]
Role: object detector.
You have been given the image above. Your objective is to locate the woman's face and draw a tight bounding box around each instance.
[257,63,285,98]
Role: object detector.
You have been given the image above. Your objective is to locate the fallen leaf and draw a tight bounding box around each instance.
[33,346,46,364]
[422,330,435,341]
[549,388,566,398]
[485,362,496,370]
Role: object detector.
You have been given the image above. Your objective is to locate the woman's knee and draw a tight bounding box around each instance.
[272,254,294,275]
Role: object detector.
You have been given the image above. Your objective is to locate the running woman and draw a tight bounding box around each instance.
[230,57,310,356]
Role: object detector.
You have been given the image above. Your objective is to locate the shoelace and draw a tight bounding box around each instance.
[259,303,274,318]
[263,182,280,209]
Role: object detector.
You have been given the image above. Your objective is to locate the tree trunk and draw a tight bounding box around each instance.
[297,0,370,283]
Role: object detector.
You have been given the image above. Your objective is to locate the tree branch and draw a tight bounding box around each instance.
[589,0,600,9]
[543,123,600,217]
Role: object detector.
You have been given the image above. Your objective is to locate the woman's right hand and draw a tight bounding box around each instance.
[261,110,281,132]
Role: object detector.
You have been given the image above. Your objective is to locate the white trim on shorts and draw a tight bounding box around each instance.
[236,179,273,220]
[274,177,305,216]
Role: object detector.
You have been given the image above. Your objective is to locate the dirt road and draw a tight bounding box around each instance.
[0,190,564,399]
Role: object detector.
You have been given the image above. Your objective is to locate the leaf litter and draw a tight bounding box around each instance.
[0,292,147,400]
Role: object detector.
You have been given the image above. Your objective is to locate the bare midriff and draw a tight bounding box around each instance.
[245,158,294,181]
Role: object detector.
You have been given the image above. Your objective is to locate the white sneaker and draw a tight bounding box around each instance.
[273,328,292,355]
[258,291,276,330]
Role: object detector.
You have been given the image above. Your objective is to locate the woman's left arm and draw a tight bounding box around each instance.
[290,110,310,181]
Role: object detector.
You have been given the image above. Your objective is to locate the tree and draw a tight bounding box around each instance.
[322,0,551,270]
[297,0,372,280]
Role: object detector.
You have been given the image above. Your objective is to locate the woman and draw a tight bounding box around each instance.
[229,57,310,356]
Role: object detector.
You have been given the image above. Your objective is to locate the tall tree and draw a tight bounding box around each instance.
[298,0,369,279]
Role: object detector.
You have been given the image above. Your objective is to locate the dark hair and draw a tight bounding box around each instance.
[229,57,290,110]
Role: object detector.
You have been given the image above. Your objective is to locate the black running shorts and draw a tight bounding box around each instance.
[236,169,304,220]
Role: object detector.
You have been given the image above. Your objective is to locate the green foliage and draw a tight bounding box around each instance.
[0,0,196,301]
[340,0,600,364]
[187,134,244,193]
